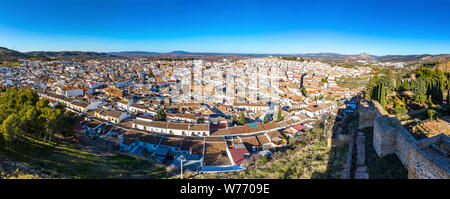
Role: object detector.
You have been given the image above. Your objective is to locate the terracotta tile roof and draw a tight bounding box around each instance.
[228,126,248,135]
[283,128,297,135]
[229,147,249,166]
[122,130,145,145]
[189,124,209,131]
[101,110,124,118]
[210,128,230,136]
[71,101,89,108]
[261,121,279,131]
[292,124,307,131]
[240,135,260,151]
[233,103,269,107]
[139,134,162,145]
[205,136,225,142]
[180,140,203,152]
[166,122,190,130]
[183,136,204,141]
[245,122,265,133]
[267,130,284,139]
[204,141,230,166]
[148,121,169,129]
[256,135,270,145]
[160,136,184,147]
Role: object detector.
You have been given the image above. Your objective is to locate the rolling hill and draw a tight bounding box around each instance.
[0,47,28,61]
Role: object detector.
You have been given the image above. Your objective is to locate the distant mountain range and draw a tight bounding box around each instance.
[0,46,448,64]
[25,51,118,59]
[109,51,382,60]
[0,47,120,61]
[108,50,279,57]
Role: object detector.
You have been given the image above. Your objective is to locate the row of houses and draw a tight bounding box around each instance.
[119,99,204,123]
[119,126,289,171]
[38,91,131,124]
[301,102,336,118]
[232,103,270,112]
[131,117,210,136]
[210,118,303,137]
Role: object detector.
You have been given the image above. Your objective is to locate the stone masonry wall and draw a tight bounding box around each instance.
[373,115,397,157]
[359,100,388,129]
[358,101,375,129]
[407,135,450,179]
[370,100,449,179]
[372,100,416,166]
[393,124,416,168]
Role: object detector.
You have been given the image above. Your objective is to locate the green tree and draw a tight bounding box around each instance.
[41,107,61,143]
[366,75,379,100]
[447,88,450,105]
[300,86,308,97]
[379,83,386,109]
[264,114,269,123]
[1,114,22,150]
[412,79,427,104]
[0,87,78,146]
[232,115,238,125]
[58,112,80,137]
[427,95,433,107]
[394,103,408,116]
[156,108,167,121]
[21,106,42,139]
[276,109,283,122]
[239,112,246,125]
[427,109,437,120]
[400,80,411,91]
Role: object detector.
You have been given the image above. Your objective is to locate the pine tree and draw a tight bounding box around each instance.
[380,82,386,109]
[300,86,308,97]
[413,79,427,104]
[276,109,283,122]
[396,75,401,92]
[264,114,269,123]
[232,115,238,125]
[377,84,381,101]
[427,95,433,107]
[447,88,450,105]
[239,112,246,125]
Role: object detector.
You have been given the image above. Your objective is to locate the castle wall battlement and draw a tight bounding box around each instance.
[359,100,449,179]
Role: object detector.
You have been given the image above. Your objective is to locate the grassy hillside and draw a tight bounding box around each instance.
[0,137,167,179]
[437,61,450,73]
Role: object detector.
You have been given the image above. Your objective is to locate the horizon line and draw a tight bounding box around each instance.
[5,47,450,57]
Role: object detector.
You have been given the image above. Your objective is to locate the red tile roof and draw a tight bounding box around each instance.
[292,124,307,131]
[229,147,249,166]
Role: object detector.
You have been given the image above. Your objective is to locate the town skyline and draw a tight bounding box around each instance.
[0,0,448,181]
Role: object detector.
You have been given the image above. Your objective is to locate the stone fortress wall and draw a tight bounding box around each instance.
[358,100,449,179]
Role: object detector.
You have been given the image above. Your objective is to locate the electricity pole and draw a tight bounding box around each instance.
[180,155,184,179]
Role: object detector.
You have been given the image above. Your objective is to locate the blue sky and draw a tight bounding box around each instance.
[0,0,449,55]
